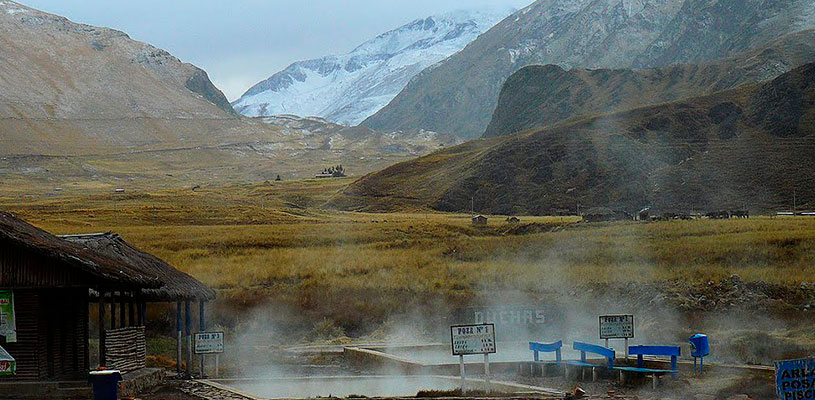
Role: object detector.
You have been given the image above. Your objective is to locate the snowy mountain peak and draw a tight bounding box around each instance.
[232,7,514,126]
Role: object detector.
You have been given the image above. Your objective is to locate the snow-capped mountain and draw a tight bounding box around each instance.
[232,8,515,126]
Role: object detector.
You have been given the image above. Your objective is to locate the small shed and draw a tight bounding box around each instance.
[505,216,521,224]
[472,215,488,226]
[582,207,625,223]
[60,233,216,377]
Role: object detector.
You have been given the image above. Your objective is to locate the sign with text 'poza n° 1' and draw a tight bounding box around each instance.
[776,357,815,400]
[451,323,496,356]
[599,315,634,339]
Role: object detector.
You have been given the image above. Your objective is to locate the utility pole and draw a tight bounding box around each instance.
[794,189,797,216]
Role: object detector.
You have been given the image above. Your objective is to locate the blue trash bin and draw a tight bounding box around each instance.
[89,369,122,400]
[689,334,710,374]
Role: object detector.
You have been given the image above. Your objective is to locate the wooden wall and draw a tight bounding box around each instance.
[105,327,146,374]
[0,288,89,381]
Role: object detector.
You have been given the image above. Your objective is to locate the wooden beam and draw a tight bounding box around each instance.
[119,294,125,328]
[128,293,135,327]
[110,294,116,330]
[185,300,192,377]
[176,301,182,375]
[98,291,106,367]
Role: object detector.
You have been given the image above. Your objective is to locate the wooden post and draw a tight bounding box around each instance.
[199,300,205,377]
[98,291,106,367]
[624,338,629,361]
[484,353,491,394]
[119,295,126,328]
[176,301,182,375]
[185,300,192,378]
[215,354,219,378]
[140,300,146,326]
[128,294,135,327]
[459,355,466,392]
[110,294,116,329]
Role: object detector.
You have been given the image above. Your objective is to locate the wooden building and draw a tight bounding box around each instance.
[61,233,215,375]
[0,212,215,397]
[472,215,488,226]
[0,211,159,383]
[582,207,627,223]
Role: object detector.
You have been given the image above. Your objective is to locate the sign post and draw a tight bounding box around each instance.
[451,323,496,393]
[599,315,634,360]
[194,332,224,378]
[775,357,815,400]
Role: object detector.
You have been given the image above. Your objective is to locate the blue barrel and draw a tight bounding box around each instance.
[689,334,710,357]
[89,370,122,400]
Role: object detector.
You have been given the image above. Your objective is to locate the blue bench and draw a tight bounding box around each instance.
[614,345,680,388]
[564,342,615,381]
[527,341,562,377]
[529,341,563,364]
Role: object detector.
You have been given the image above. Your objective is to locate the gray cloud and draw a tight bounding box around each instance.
[21,0,533,100]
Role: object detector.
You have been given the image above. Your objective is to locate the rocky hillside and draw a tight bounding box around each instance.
[331,63,815,214]
[484,30,815,137]
[0,1,274,156]
[232,8,513,126]
[362,0,815,138]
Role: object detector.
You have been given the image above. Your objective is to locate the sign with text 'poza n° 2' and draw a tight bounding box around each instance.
[451,323,496,356]
[599,315,634,339]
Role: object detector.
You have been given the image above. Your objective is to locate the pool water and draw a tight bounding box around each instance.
[216,376,461,399]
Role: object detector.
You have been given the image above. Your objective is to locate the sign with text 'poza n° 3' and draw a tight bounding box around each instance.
[599,315,634,339]
[451,323,496,356]
[776,357,815,400]
[194,332,224,354]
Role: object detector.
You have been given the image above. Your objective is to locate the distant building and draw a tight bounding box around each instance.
[316,165,346,179]
[582,207,626,223]
[505,216,520,224]
[472,215,488,226]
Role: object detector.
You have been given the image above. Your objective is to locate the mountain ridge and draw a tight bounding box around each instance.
[232,8,514,126]
[362,0,815,138]
[331,63,815,214]
[484,29,815,137]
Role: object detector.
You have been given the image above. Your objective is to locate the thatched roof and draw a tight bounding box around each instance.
[0,211,161,288]
[583,207,617,216]
[60,233,216,301]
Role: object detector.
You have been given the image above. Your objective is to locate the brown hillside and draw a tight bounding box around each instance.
[0,1,274,156]
[483,30,815,137]
[331,63,815,215]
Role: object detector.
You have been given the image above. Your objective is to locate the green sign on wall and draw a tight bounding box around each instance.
[0,345,14,376]
[0,290,16,343]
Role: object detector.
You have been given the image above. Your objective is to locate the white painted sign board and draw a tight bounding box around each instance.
[194,332,224,354]
[599,315,634,339]
[451,323,496,356]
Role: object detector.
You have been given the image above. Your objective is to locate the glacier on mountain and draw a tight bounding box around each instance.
[232,8,514,126]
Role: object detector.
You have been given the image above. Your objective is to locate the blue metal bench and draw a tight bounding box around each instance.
[614,345,680,388]
[564,342,615,381]
[529,341,563,364]
[527,341,563,377]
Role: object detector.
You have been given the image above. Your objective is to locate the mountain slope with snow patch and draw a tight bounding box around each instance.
[232,8,514,126]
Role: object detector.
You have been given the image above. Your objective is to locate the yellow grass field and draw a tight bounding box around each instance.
[2,178,815,339]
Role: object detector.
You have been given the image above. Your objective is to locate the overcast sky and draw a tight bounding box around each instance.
[21,0,533,101]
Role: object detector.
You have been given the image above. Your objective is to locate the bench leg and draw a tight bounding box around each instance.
[582,367,586,381]
[652,375,658,390]
[619,370,625,385]
[592,367,598,382]
[565,366,570,381]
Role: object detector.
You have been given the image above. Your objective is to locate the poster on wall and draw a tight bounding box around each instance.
[0,290,16,343]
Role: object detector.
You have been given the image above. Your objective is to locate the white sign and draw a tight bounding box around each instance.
[600,315,634,339]
[451,323,496,356]
[194,332,224,354]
